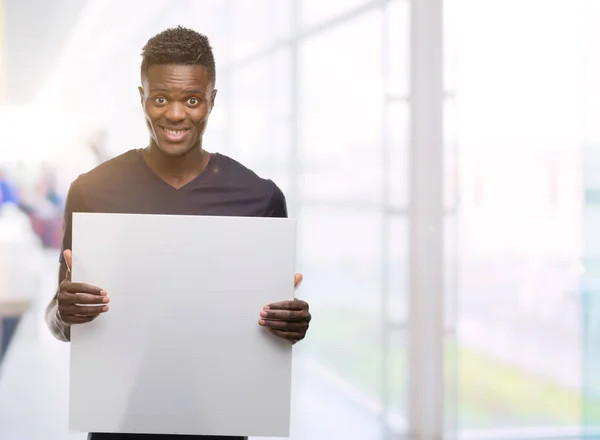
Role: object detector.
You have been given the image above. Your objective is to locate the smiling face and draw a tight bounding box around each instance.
[139,64,217,157]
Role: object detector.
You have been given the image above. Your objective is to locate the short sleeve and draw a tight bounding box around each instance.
[266,181,288,218]
[59,178,86,265]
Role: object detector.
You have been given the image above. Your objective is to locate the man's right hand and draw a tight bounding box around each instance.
[57,249,109,326]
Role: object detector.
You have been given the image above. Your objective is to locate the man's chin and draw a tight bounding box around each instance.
[155,141,193,157]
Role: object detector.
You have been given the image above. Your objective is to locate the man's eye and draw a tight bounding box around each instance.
[188,97,199,106]
[154,97,167,105]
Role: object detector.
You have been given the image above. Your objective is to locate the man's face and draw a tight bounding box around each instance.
[139,64,217,157]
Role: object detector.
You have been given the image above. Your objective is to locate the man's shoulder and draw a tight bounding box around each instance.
[214,153,287,217]
[215,153,277,192]
[76,149,141,186]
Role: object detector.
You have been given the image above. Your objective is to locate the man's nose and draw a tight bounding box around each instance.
[165,102,186,122]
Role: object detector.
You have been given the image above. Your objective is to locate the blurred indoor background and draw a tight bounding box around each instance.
[0,0,599,439]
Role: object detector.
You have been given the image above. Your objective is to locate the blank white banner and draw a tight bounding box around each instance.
[69,213,296,437]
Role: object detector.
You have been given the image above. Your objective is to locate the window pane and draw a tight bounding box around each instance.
[386,102,409,209]
[445,215,458,330]
[383,215,409,434]
[298,10,383,204]
[385,0,410,98]
[384,329,408,436]
[444,98,458,211]
[229,49,292,168]
[299,0,374,27]
[582,2,600,432]
[386,215,408,323]
[447,0,588,435]
[444,0,458,93]
[228,0,292,62]
[293,206,385,439]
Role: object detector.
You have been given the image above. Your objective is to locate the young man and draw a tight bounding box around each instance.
[45,26,311,440]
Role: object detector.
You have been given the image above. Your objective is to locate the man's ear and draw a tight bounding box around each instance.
[210,89,218,110]
[138,86,144,106]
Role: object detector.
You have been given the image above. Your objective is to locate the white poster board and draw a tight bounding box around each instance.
[69,213,296,437]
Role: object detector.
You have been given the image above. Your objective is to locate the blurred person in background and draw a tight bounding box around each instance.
[44,26,311,440]
[24,163,64,248]
[0,167,20,208]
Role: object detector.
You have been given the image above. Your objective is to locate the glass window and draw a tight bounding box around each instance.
[296,206,385,440]
[383,216,409,436]
[385,0,410,98]
[444,214,458,330]
[444,0,458,94]
[446,0,588,435]
[582,1,600,433]
[385,215,408,323]
[228,0,293,62]
[444,99,458,211]
[229,49,292,169]
[299,0,375,28]
[386,102,409,210]
[298,10,383,204]
[186,0,291,66]
[383,329,408,436]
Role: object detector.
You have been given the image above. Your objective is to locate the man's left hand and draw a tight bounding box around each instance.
[259,274,311,344]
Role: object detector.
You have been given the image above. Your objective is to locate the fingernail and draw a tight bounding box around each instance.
[260,311,268,317]
[258,320,265,326]
[100,290,107,296]
[103,297,110,303]
[263,306,270,310]
[103,306,109,312]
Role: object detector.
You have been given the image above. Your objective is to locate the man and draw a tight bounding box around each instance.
[45,26,312,440]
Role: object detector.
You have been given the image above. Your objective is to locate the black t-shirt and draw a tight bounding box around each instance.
[60,148,287,440]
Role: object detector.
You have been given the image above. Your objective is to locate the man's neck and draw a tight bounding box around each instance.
[142,143,211,190]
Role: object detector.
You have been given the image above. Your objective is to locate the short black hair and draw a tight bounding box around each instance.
[141,26,216,85]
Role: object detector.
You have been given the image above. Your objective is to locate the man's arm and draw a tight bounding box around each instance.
[259,182,311,343]
[46,177,78,342]
[45,262,71,342]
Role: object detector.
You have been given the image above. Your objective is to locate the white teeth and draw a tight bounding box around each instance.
[164,128,187,136]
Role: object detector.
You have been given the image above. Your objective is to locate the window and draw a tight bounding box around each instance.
[228,0,292,62]
[299,0,376,28]
[229,49,292,169]
[298,10,383,205]
[385,0,410,99]
[296,206,384,413]
[446,0,589,436]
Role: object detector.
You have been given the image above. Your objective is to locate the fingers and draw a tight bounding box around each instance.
[57,273,110,325]
[266,328,305,342]
[260,308,311,322]
[260,293,311,342]
[63,250,73,280]
[59,279,108,304]
[259,319,308,332]
[58,301,107,325]
[59,304,108,316]
[61,280,106,296]
[59,291,108,306]
[265,299,309,311]
[63,249,72,268]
